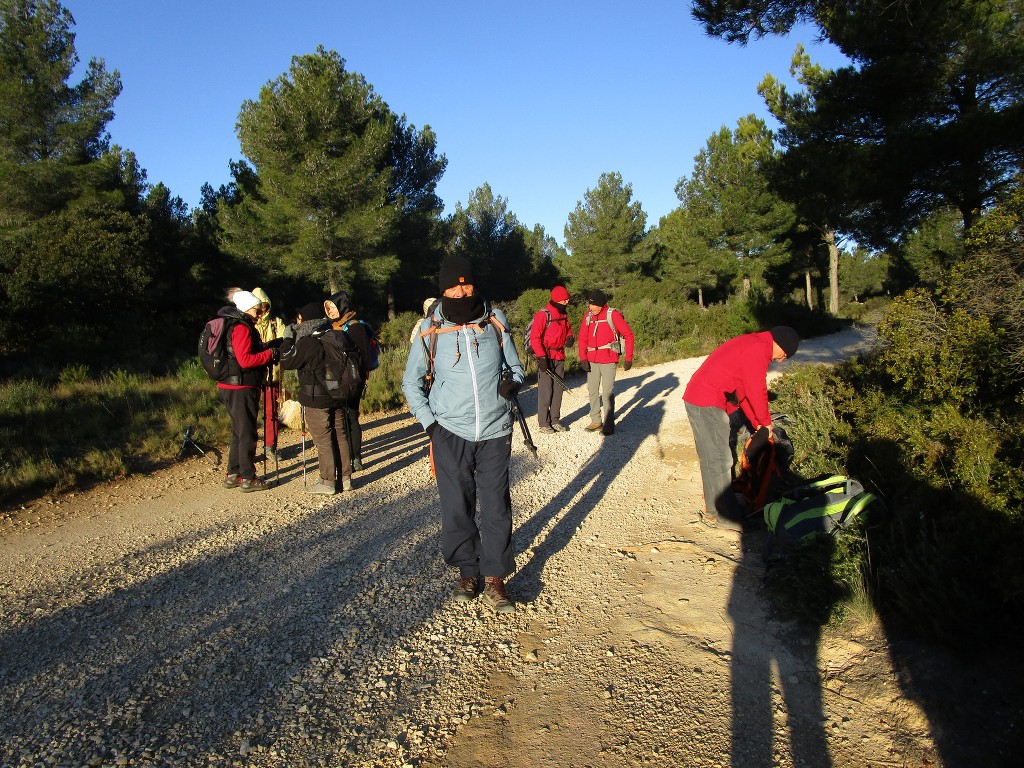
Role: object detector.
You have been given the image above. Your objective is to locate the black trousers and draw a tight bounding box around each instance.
[217,386,261,480]
[536,358,565,428]
[431,425,514,579]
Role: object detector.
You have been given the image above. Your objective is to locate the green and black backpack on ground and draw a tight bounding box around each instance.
[763,475,883,560]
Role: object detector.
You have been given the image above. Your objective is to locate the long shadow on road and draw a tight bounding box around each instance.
[510,372,675,603]
[0,472,458,764]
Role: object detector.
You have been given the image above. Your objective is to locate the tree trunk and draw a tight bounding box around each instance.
[805,271,814,310]
[385,281,396,320]
[742,275,751,298]
[698,286,705,309]
[825,227,840,315]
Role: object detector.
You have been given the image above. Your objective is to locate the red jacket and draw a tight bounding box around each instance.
[578,305,634,365]
[528,302,573,361]
[218,318,274,390]
[683,330,775,430]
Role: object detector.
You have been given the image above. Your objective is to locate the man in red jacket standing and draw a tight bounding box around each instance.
[578,290,634,435]
[529,286,574,433]
[683,326,799,529]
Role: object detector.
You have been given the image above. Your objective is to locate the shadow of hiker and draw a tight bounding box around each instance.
[509,372,673,603]
[0,478,460,763]
[729,529,833,767]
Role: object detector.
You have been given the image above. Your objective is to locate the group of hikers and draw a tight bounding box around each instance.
[212,287,373,495]
[209,256,799,613]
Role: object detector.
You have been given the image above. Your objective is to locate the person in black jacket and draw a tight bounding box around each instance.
[324,291,371,472]
[280,301,354,494]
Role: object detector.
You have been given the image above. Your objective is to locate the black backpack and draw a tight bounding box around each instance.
[198,317,236,381]
[316,329,364,401]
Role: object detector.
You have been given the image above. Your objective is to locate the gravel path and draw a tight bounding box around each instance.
[0,326,988,767]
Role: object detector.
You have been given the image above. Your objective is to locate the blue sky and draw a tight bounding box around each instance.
[68,0,845,246]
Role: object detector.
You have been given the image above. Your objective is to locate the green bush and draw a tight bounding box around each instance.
[765,289,1024,647]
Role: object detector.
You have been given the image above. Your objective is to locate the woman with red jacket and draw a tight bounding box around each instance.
[682,326,799,529]
[529,286,574,433]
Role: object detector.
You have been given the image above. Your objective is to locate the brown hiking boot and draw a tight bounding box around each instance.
[482,577,515,614]
[240,477,269,493]
[453,576,480,603]
[585,422,603,431]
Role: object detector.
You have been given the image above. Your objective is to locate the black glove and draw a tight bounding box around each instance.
[623,360,632,371]
[565,334,576,348]
[579,360,591,373]
[268,347,280,364]
[537,357,548,372]
[498,380,520,400]
[425,422,437,438]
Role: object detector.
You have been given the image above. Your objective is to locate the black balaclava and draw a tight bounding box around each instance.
[442,294,485,325]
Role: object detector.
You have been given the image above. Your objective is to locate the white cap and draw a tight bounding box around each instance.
[233,290,260,312]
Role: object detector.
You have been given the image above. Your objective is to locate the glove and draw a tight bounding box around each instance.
[268,347,280,364]
[282,323,296,340]
[537,357,548,372]
[498,380,520,400]
[579,360,591,373]
[565,334,576,348]
[623,360,632,371]
[425,422,437,439]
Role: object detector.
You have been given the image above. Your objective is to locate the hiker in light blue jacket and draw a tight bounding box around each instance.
[402,255,525,614]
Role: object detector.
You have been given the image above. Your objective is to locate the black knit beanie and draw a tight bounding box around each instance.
[588,289,608,307]
[770,326,800,358]
[438,256,475,293]
[298,302,326,321]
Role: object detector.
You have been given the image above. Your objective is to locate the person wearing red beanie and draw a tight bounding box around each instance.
[528,286,575,433]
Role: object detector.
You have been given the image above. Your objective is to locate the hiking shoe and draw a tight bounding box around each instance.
[341,477,354,492]
[240,477,269,493]
[222,474,241,489]
[482,577,515,614]
[351,457,364,472]
[453,576,480,603]
[602,425,615,436]
[585,422,603,432]
[539,426,556,434]
[551,422,569,432]
[306,481,335,495]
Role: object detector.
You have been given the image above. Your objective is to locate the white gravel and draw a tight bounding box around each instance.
[1,326,930,768]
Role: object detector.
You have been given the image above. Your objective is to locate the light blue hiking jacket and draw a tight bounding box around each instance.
[402,305,524,443]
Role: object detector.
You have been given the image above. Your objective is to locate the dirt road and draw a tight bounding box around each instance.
[2,326,1016,767]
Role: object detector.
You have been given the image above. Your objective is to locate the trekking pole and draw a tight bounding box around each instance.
[544,367,575,395]
[508,390,538,455]
[270,388,280,486]
[260,386,269,481]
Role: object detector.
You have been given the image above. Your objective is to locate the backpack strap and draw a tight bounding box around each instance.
[418,313,505,392]
[586,307,623,353]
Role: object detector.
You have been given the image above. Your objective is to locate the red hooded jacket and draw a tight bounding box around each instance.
[528,301,573,361]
